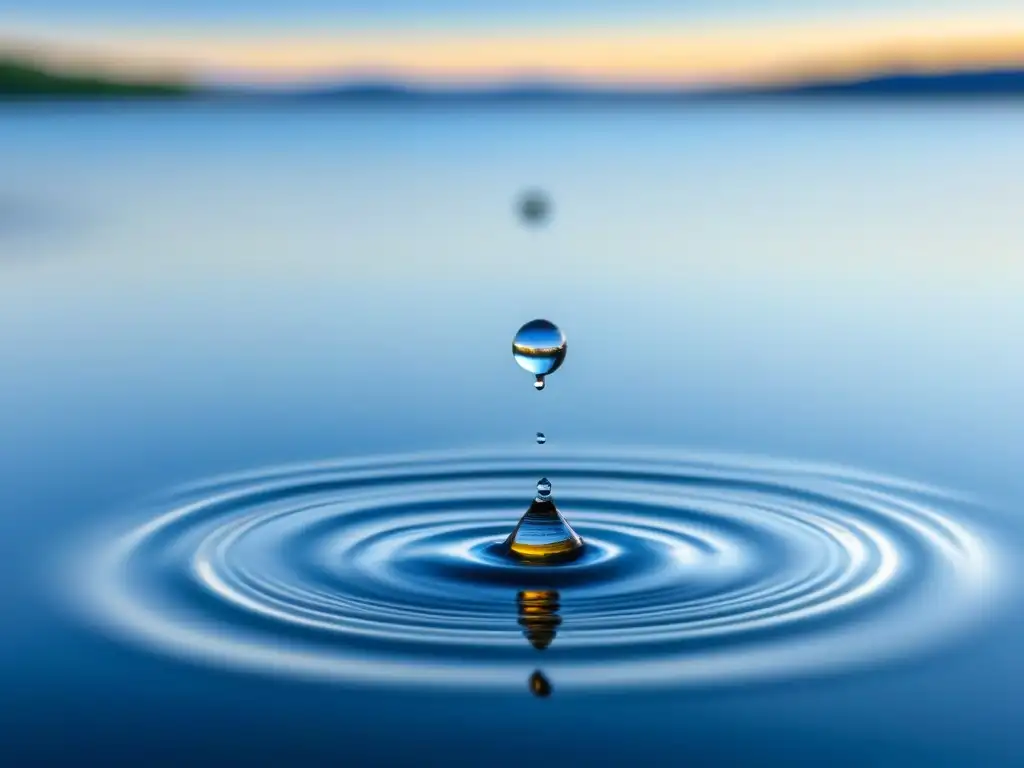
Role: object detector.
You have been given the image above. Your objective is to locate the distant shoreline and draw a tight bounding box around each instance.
[3,56,1024,101]
[0,58,193,98]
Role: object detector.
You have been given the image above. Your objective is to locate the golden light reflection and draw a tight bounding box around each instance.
[529,670,552,698]
[518,591,560,698]
[517,590,562,651]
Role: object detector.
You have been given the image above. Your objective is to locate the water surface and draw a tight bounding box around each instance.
[1,101,1023,764]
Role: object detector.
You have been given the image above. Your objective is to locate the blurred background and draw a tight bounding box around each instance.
[2,1,1024,766]
[4,1,1024,94]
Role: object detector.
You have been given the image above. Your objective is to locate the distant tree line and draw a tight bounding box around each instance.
[0,57,192,97]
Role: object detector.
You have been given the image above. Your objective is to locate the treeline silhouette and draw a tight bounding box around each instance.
[0,57,191,98]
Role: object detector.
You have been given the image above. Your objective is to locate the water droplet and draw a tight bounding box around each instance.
[513,320,567,382]
[504,491,584,563]
[517,189,551,226]
[536,432,546,444]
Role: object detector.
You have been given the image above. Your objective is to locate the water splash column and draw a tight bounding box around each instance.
[506,319,584,562]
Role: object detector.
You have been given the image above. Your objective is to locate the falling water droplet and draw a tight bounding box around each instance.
[513,320,567,386]
[536,432,546,444]
[536,477,552,498]
[517,189,551,226]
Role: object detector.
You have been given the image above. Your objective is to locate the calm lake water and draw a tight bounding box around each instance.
[1,101,1023,765]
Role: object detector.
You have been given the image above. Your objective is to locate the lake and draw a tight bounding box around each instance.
[1,100,1022,765]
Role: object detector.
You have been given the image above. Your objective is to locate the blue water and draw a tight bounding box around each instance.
[1,101,1023,764]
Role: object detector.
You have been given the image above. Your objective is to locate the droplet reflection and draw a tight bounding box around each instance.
[520,591,560,697]
[529,670,553,698]
[517,590,562,650]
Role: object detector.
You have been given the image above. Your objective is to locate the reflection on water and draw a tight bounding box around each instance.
[517,589,562,651]
[518,590,562,697]
[529,670,553,698]
[4,103,1023,762]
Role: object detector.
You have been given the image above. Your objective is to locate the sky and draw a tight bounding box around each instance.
[3,1,1024,86]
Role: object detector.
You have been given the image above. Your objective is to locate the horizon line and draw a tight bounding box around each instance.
[5,11,1024,90]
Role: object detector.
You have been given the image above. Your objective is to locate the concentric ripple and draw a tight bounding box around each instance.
[63,447,1005,691]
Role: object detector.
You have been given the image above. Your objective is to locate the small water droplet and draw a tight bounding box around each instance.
[536,478,552,498]
[536,432,546,444]
[534,377,545,391]
[517,189,551,226]
[513,320,567,383]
